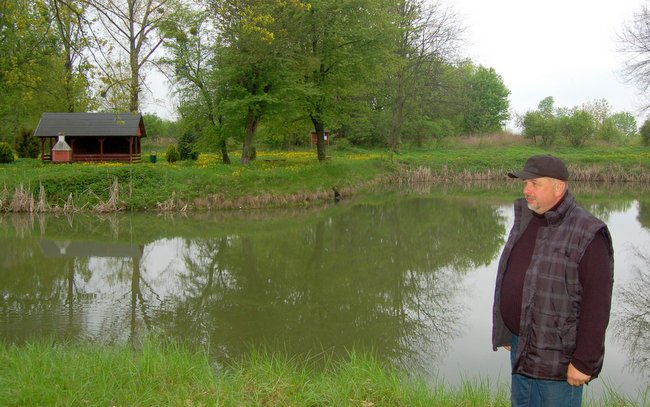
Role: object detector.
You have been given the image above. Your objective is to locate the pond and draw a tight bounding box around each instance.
[1,183,648,401]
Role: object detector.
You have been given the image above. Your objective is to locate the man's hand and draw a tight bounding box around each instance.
[567,363,591,386]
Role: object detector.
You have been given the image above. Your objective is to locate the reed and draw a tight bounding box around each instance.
[92,177,123,212]
[0,184,8,210]
[9,185,34,213]
[34,183,48,213]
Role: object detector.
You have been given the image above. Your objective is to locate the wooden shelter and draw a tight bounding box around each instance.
[33,112,147,163]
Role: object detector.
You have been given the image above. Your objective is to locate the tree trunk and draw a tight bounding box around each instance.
[310,114,327,162]
[388,75,405,151]
[129,51,140,113]
[210,113,230,164]
[220,139,231,164]
[241,107,258,165]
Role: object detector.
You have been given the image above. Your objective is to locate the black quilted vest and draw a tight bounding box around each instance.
[492,191,613,380]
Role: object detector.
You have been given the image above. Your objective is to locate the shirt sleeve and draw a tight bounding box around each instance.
[572,228,614,376]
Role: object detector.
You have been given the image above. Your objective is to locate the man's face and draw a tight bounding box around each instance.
[522,177,565,214]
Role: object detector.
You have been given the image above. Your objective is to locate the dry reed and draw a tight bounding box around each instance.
[10,185,34,213]
[35,184,48,213]
[157,192,187,212]
[0,185,8,211]
[93,178,123,213]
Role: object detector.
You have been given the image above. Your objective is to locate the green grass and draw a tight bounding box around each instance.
[0,338,510,406]
[0,142,648,212]
[1,338,644,406]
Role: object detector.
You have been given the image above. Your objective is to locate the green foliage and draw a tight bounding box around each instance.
[537,96,555,116]
[463,65,511,134]
[609,112,638,138]
[597,117,624,143]
[143,113,178,139]
[15,128,40,158]
[166,145,180,163]
[178,130,199,160]
[521,96,639,148]
[641,119,650,146]
[562,110,595,147]
[581,98,611,128]
[0,142,16,163]
[0,0,95,140]
[522,111,559,145]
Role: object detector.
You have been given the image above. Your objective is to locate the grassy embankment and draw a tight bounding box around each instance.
[0,338,642,407]
[0,135,649,212]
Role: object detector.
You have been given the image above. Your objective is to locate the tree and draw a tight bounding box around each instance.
[82,0,171,113]
[582,98,611,130]
[289,0,396,161]
[609,112,638,138]
[204,0,305,164]
[640,118,650,146]
[47,0,95,112]
[0,0,92,143]
[618,4,650,109]
[159,6,231,163]
[597,117,624,143]
[385,0,463,150]
[561,110,595,147]
[522,110,558,145]
[537,96,555,117]
[462,65,510,134]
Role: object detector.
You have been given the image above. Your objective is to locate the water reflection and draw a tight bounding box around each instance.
[613,245,650,381]
[1,188,649,400]
[638,200,650,229]
[0,194,506,370]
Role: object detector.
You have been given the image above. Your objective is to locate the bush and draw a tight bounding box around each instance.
[562,110,595,147]
[178,130,199,160]
[0,142,15,163]
[597,117,624,143]
[15,128,40,158]
[165,145,180,163]
[641,119,650,146]
[522,111,559,145]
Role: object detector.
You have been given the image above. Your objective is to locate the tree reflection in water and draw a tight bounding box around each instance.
[0,194,508,373]
[154,195,506,373]
[613,245,650,381]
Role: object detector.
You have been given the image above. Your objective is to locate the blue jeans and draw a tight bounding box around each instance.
[510,335,583,407]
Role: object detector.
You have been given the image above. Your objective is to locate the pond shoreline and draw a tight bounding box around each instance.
[1,146,649,213]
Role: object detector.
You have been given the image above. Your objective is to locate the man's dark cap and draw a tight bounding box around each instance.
[508,154,569,181]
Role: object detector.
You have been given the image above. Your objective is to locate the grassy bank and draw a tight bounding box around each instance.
[0,338,642,407]
[0,140,648,212]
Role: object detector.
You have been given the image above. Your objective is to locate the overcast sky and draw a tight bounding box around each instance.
[450,0,647,130]
[143,0,649,128]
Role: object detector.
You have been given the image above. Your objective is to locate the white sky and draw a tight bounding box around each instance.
[450,0,647,130]
[142,0,649,129]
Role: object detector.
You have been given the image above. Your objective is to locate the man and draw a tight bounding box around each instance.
[492,154,614,407]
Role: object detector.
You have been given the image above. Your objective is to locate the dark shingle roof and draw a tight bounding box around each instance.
[33,112,146,138]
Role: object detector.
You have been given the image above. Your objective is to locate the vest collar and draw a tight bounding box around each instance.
[543,191,575,226]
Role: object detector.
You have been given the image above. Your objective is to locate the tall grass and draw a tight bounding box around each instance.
[0,338,643,406]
